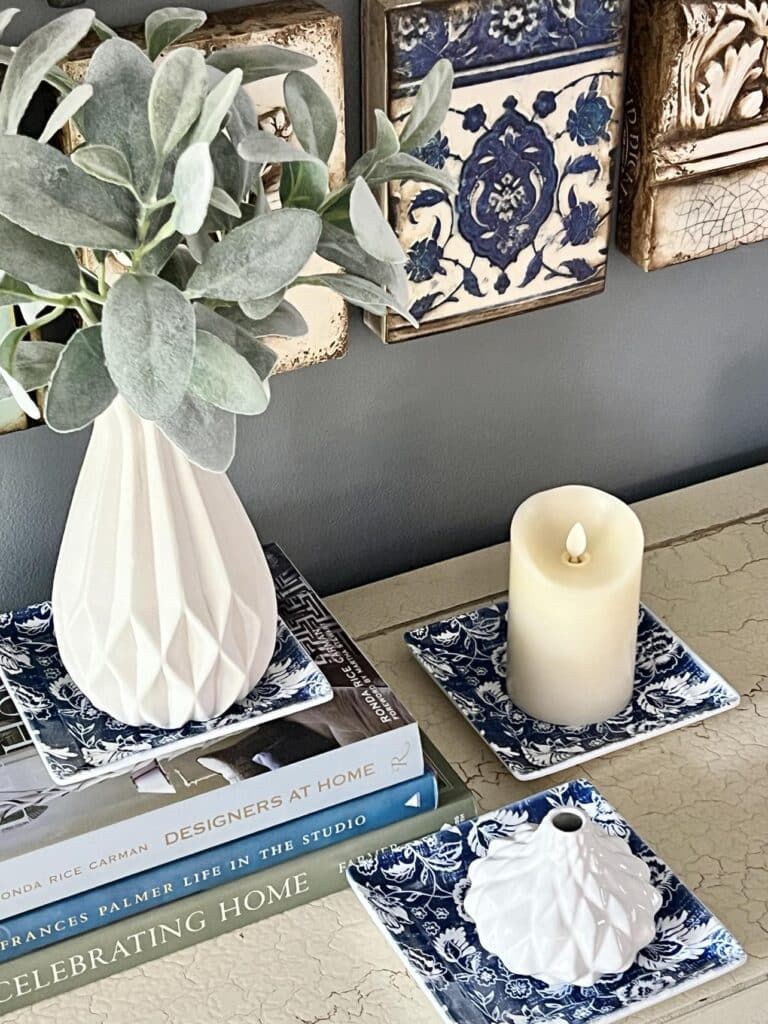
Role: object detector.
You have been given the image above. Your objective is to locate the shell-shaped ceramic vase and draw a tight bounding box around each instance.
[52,398,278,729]
[464,807,662,987]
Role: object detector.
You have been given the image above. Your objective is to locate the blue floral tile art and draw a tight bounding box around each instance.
[0,603,332,786]
[365,0,629,340]
[348,778,746,1024]
[405,603,739,780]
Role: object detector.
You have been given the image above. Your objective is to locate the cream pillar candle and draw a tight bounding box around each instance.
[507,485,644,727]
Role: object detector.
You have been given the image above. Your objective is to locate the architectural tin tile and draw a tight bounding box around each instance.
[363,0,629,342]
[618,1,768,271]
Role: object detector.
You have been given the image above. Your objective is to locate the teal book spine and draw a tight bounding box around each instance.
[0,771,437,964]
[0,782,476,1016]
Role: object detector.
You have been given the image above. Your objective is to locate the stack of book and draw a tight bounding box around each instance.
[0,545,475,1015]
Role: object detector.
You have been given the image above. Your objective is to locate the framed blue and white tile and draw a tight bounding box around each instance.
[362,0,629,341]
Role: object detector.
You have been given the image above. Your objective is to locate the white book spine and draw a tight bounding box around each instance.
[0,723,421,917]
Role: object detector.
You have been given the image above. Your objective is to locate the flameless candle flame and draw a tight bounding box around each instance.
[565,522,588,564]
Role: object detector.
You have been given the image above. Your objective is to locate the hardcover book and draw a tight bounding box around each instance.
[0,735,475,1016]
[0,545,422,917]
[0,768,439,963]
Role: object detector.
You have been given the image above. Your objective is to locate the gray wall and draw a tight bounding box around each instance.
[2,0,768,609]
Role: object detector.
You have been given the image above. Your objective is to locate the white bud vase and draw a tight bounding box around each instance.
[464,807,662,987]
[51,397,278,729]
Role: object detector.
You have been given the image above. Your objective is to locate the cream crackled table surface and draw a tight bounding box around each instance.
[7,465,768,1024]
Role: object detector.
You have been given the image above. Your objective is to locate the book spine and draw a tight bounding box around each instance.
[0,787,476,1016]
[0,720,423,918]
[0,771,437,964]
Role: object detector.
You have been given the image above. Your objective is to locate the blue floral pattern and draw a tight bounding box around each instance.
[387,0,627,329]
[348,779,746,1024]
[457,98,557,269]
[391,0,622,81]
[404,602,739,780]
[567,79,613,145]
[0,603,332,785]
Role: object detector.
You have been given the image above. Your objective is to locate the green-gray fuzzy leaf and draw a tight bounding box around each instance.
[0,9,19,39]
[45,64,75,95]
[190,329,269,415]
[372,110,400,162]
[172,142,214,235]
[12,339,62,391]
[206,44,314,83]
[92,18,117,41]
[237,131,321,166]
[185,229,213,264]
[238,300,307,339]
[283,70,336,162]
[0,214,81,294]
[71,144,134,189]
[46,325,116,431]
[0,365,39,419]
[0,9,94,134]
[39,83,93,145]
[192,68,242,146]
[81,38,155,195]
[149,48,207,159]
[145,7,207,62]
[0,322,27,372]
[210,132,249,206]
[237,291,285,320]
[102,274,195,419]
[0,46,74,94]
[194,305,278,380]
[366,152,456,193]
[159,246,198,290]
[302,272,417,327]
[209,187,241,218]
[349,177,405,264]
[0,273,34,306]
[398,58,453,153]
[280,161,328,211]
[157,393,235,472]
[188,208,322,301]
[317,222,408,306]
[0,335,58,399]
[350,110,399,181]
[0,137,137,250]
[142,229,181,274]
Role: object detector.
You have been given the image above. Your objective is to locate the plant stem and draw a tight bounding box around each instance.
[132,217,177,271]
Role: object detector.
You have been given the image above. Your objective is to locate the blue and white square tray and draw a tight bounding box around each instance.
[348,778,746,1024]
[0,601,333,786]
[405,602,739,780]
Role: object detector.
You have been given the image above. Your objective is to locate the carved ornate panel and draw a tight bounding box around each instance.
[618,1,768,270]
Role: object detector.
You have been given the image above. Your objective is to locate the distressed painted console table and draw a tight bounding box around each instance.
[9,466,768,1024]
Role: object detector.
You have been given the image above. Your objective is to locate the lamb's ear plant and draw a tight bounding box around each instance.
[0,7,454,470]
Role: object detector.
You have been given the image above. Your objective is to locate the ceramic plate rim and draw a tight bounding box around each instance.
[0,621,333,787]
[347,779,747,1024]
[348,874,745,1024]
[405,602,740,781]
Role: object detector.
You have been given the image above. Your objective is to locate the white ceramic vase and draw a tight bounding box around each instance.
[51,398,278,729]
[464,807,662,987]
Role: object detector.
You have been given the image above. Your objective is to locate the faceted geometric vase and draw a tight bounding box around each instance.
[464,807,662,987]
[51,398,278,729]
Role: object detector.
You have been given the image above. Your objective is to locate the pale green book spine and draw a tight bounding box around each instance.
[0,787,476,1015]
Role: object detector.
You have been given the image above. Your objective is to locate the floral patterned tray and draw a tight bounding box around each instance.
[347,778,746,1024]
[0,602,332,786]
[405,602,739,780]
